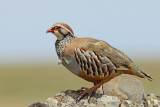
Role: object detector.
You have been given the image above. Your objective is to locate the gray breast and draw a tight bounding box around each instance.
[61,55,80,75]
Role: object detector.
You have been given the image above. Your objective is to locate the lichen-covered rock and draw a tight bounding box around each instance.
[45,90,121,107]
[145,94,160,107]
[29,90,160,107]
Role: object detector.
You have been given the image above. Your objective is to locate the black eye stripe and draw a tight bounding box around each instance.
[54,26,61,30]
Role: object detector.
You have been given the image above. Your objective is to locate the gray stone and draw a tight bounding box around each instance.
[96,74,146,104]
[29,102,48,107]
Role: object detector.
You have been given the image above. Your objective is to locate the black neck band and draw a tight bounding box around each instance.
[58,30,68,37]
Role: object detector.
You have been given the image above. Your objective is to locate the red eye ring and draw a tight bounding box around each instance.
[54,26,61,30]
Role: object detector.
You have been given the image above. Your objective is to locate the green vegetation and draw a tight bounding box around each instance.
[0,61,159,107]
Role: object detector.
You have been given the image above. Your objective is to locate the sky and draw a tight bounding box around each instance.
[0,0,160,64]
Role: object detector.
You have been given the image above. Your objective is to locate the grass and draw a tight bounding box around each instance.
[0,60,159,107]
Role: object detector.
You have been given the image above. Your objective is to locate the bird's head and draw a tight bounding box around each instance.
[46,22,74,40]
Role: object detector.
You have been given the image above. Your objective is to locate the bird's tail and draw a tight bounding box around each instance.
[117,63,152,81]
[139,70,152,81]
[131,64,153,81]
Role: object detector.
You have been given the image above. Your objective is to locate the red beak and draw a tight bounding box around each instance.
[46,28,54,33]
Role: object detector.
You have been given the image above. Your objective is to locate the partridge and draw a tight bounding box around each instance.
[46,22,152,101]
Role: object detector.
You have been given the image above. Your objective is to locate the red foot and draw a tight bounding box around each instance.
[77,82,104,102]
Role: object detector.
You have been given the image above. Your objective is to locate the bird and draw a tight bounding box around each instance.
[46,22,152,101]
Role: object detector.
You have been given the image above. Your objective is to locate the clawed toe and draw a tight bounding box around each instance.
[76,88,92,102]
[76,82,104,102]
[76,87,96,102]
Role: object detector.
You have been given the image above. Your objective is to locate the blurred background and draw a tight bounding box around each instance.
[0,0,160,106]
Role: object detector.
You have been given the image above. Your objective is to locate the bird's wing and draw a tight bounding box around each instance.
[64,38,132,68]
[63,37,152,80]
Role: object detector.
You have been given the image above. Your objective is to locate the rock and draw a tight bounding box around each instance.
[29,102,48,107]
[28,75,159,107]
[29,90,160,107]
[145,94,160,107]
[45,90,121,107]
[96,74,146,104]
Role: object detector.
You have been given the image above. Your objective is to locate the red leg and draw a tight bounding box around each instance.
[77,81,104,102]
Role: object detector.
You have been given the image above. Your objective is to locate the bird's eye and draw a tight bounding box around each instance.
[54,26,61,30]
